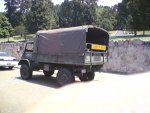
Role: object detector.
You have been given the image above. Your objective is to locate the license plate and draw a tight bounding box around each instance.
[7,63,11,65]
[91,44,106,51]
[94,56,101,61]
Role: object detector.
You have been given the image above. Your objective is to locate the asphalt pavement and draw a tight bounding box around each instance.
[0,68,150,113]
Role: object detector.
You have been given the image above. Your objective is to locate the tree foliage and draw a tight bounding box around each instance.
[14,25,27,36]
[2,0,149,37]
[96,6,117,30]
[115,1,128,30]
[0,13,14,38]
[52,5,60,28]
[4,0,57,33]
[4,0,23,27]
[116,0,150,34]
[59,0,97,27]
[26,0,56,33]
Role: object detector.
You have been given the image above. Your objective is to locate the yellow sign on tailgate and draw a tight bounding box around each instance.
[91,44,106,50]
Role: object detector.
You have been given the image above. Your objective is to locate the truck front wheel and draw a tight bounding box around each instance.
[57,68,75,86]
[79,72,95,81]
[20,64,32,80]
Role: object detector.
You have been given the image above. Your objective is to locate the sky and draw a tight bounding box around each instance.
[0,0,122,12]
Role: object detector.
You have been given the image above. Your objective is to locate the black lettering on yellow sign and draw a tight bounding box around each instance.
[91,44,106,50]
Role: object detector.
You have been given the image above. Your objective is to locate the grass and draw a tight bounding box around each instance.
[0,34,34,43]
[109,31,117,35]
[124,31,150,36]
[136,31,150,35]
[0,30,150,42]
[111,36,150,41]
[110,30,150,41]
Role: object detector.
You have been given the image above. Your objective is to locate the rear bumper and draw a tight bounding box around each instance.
[84,52,108,65]
[0,61,18,67]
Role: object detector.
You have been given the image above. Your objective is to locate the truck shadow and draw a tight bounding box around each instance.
[102,70,150,75]
[0,67,15,71]
[17,74,82,88]
[17,74,61,88]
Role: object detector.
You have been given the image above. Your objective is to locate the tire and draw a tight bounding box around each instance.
[43,70,54,77]
[57,68,75,86]
[79,72,95,81]
[20,64,32,80]
[8,66,14,69]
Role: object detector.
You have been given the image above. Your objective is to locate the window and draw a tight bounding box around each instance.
[26,42,34,51]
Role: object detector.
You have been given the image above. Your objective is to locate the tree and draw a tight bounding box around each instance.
[59,0,81,27]
[53,5,60,28]
[14,25,27,36]
[115,1,128,30]
[125,0,150,35]
[116,0,150,35]
[0,13,14,38]
[126,0,142,35]
[4,0,22,27]
[133,0,150,32]
[59,0,98,27]
[26,0,56,33]
[96,6,117,30]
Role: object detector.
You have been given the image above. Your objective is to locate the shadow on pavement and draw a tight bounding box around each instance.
[17,74,60,89]
[0,67,15,71]
[102,70,150,75]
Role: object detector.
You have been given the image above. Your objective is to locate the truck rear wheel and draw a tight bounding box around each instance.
[43,70,54,77]
[79,72,95,81]
[20,64,32,80]
[57,68,75,86]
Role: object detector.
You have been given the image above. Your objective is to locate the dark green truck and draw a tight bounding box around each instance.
[19,26,109,86]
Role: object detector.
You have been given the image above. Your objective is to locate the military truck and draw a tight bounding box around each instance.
[19,26,109,86]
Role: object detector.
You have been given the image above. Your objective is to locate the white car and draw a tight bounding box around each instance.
[0,52,18,69]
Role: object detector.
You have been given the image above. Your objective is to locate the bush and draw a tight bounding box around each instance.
[0,13,14,38]
[14,25,27,36]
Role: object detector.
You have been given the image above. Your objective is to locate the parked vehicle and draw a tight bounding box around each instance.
[19,26,109,86]
[0,52,18,69]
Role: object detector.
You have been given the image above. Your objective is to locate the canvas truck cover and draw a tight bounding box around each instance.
[33,26,109,55]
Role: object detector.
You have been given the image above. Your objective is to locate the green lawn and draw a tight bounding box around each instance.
[0,34,34,42]
[137,31,150,35]
[111,36,150,41]
[0,31,150,42]
[110,30,150,41]
[109,31,117,35]
[125,30,150,35]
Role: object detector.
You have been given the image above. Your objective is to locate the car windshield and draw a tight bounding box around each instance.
[0,52,10,57]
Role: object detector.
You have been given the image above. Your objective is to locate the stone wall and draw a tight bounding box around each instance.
[102,40,150,74]
[0,42,25,60]
[0,40,150,74]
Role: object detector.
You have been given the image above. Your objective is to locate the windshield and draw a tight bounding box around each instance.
[0,52,9,56]
[26,42,34,51]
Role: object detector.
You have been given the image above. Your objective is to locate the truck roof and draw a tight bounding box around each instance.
[34,26,109,55]
[37,25,108,35]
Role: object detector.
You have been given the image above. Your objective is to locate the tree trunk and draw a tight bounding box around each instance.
[134,30,137,37]
[7,37,10,43]
[143,31,145,36]
[24,34,27,42]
